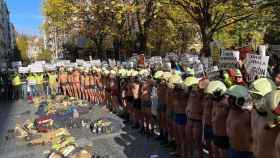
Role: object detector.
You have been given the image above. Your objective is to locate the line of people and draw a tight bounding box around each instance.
[116,68,280,158]
[8,62,280,158]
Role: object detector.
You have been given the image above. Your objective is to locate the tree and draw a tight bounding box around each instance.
[16,35,30,64]
[170,0,255,56]
[36,49,53,62]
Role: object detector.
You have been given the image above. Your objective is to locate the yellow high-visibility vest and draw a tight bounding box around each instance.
[12,75,21,86]
[48,74,57,85]
[36,74,44,85]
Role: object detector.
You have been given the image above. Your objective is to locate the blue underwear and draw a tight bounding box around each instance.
[227,148,254,158]
[175,113,187,125]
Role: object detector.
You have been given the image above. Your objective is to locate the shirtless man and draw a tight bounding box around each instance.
[157,79,167,140]
[66,70,73,97]
[174,84,188,157]
[212,92,230,158]
[166,85,175,147]
[96,71,103,105]
[275,131,280,158]
[84,71,90,101]
[58,67,68,96]
[72,68,81,99]
[103,71,110,108]
[187,79,208,158]
[251,90,280,158]
[80,71,85,100]
[202,80,227,158]
[110,73,120,113]
[89,71,95,103]
[226,85,253,158]
[131,76,141,128]
[141,77,153,135]
[126,77,134,124]
[202,93,214,158]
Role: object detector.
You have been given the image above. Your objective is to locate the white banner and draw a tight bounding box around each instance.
[91,60,101,67]
[34,61,46,65]
[166,52,178,61]
[244,54,269,82]
[150,56,162,66]
[76,59,85,65]
[18,67,29,74]
[109,59,116,67]
[207,66,220,80]
[29,64,44,73]
[219,50,240,70]
[210,40,221,63]
[56,60,70,67]
[193,63,204,79]
[44,64,57,71]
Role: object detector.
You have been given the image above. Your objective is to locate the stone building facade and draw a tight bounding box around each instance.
[0,0,15,63]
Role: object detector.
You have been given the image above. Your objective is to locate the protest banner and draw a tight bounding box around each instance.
[109,59,117,67]
[56,60,70,67]
[18,67,29,74]
[193,63,205,79]
[206,66,220,80]
[210,40,221,63]
[166,52,178,61]
[44,64,57,71]
[92,60,101,67]
[30,64,44,73]
[76,59,85,65]
[219,50,240,70]
[244,54,269,82]
[149,56,162,67]
[34,61,46,65]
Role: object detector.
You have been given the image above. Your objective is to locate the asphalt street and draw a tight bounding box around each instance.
[0,99,170,158]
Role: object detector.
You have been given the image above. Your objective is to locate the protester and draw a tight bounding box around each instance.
[48,70,58,96]
[12,72,21,100]
[8,47,280,158]
[27,73,37,98]
[226,85,253,158]
[36,72,44,96]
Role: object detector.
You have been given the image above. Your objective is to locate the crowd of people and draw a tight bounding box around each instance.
[3,54,280,158]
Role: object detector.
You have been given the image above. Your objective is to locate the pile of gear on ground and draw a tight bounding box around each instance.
[13,95,113,158]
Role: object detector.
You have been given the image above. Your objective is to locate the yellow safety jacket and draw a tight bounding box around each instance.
[48,74,57,86]
[36,74,44,85]
[12,75,21,86]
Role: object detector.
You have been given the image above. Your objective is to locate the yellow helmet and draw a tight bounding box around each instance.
[205,81,227,95]
[183,77,199,87]
[262,90,280,128]
[249,78,277,97]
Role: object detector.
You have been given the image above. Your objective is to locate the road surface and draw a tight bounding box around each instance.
[0,99,170,158]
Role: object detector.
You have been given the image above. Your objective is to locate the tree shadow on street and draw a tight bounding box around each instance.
[114,126,170,158]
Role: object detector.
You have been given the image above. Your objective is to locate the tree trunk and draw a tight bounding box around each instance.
[138,33,147,55]
[113,37,121,60]
[201,29,212,57]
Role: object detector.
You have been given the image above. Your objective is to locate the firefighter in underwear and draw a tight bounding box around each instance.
[249,78,278,158]
[203,81,227,158]
[226,85,254,158]
[58,67,68,96]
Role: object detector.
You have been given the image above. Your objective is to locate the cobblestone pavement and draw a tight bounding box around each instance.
[0,99,170,158]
